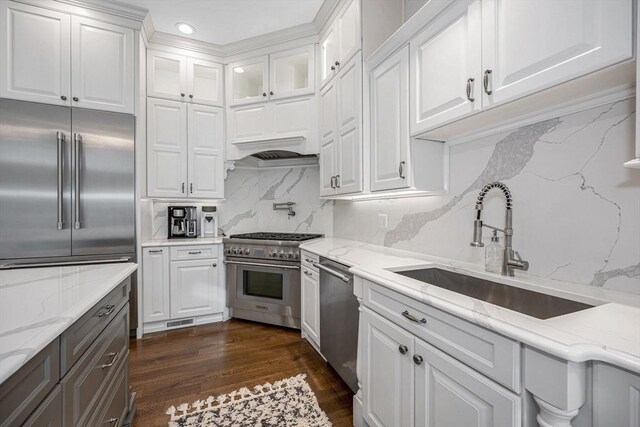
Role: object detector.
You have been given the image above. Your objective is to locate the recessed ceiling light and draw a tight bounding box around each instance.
[176,22,195,35]
[234,67,245,74]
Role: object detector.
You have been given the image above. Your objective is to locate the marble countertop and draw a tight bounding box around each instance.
[141,237,224,247]
[0,262,138,384]
[300,238,640,374]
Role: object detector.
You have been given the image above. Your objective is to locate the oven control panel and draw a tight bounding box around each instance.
[224,245,300,260]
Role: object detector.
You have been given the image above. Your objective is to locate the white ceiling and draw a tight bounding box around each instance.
[117,0,324,45]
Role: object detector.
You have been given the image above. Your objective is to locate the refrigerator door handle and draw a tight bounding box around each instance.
[56,131,65,230]
[73,133,82,230]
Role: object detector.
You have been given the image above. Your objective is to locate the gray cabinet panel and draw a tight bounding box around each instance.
[62,304,129,427]
[414,338,521,427]
[593,363,640,427]
[60,277,130,374]
[88,361,129,427]
[22,385,62,427]
[0,339,60,427]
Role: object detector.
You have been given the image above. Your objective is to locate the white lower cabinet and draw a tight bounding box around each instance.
[170,259,219,318]
[301,266,320,348]
[142,245,224,333]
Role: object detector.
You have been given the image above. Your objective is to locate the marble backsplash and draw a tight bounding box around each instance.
[334,99,640,294]
[141,165,333,240]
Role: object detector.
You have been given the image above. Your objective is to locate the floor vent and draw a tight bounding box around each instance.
[167,318,194,328]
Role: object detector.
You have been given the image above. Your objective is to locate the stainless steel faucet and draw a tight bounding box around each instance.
[470,182,529,277]
[273,202,296,218]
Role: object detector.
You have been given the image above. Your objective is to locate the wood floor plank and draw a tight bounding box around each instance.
[130,319,353,426]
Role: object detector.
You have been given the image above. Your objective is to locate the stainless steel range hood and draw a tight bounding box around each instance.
[234,150,318,168]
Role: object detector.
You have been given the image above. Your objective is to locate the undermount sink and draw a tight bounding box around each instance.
[395,268,593,320]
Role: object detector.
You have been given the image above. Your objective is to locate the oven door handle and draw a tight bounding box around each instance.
[313,262,351,283]
[224,260,300,270]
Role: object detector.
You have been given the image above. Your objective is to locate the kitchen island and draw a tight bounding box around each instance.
[301,238,640,427]
[0,262,137,426]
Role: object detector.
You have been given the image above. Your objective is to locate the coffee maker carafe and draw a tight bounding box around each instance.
[168,206,198,239]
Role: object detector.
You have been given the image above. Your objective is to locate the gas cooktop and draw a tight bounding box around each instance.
[228,232,323,242]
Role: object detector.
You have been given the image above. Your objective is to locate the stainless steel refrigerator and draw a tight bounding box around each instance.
[0,98,135,268]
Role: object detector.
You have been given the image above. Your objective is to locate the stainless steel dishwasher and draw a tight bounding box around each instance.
[317,257,359,393]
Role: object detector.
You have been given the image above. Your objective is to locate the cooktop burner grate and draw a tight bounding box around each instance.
[228,232,323,242]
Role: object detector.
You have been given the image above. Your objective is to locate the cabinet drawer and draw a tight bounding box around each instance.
[88,360,129,427]
[364,280,520,392]
[60,276,130,374]
[22,385,62,427]
[0,339,60,427]
[301,251,319,271]
[170,245,217,260]
[62,304,129,427]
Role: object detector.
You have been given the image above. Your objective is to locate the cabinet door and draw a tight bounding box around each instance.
[337,0,360,66]
[410,0,481,134]
[187,104,224,199]
[301,267,320,347]
[414,338,520,427]
[70,16,134,114]
[370,46,409,192]
[0,1,71,106]
[227,55,268,106]
[170,259,219,319]
[227,102,272,142]
[362,308,413,427]
[269,45,314,100]
[481,0,632,108]
[147,50,187,102]
[142,247,170,323]
[319,80,337,196]
[147,98,188,198]
[272,95,316,140]
[593,363,640,427]
[335,53,362,195]
[319,23,338,88]
[186,57,223,106]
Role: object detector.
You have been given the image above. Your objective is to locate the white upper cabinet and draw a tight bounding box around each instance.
[148,50,223,107]
[71,16,134,114]
[319,53,362,196]
[227,55,269,106]
[319,0,361,89]
[371,46,410,192]
[0,1,70,106]
[187,104,224,199]
[147,98,188,198]
[410,0,481,134]
[269,45,314,100]
[481,0,633,108]
[0,1,134,114]
[147,98,224,199]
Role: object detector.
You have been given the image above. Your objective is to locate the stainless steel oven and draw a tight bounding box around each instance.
[224,232,323,329]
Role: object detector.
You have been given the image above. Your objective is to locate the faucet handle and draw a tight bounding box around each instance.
[514,251,529,271]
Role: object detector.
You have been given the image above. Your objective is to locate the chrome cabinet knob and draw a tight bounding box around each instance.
[413,354,423,365]
[398,345,408,355]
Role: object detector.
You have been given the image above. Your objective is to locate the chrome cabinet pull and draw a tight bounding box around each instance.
[399,345,408,355]
[402,310,426,324]
[304,257,314,263]
[181,182,185,193]
[398,161,406,179]
[148,249,163,253]
[413,354,423,365]
[483,69,492,95]
[57,132,65,230]
[188,251,202,254]
[73,133,82,230]
[330,176,336,189]
[335,175,341,188]
[190,183,193,194]
[466,77,475,102]
[304,270,312,276]
[98,304,116,318]
[100,352,119,369]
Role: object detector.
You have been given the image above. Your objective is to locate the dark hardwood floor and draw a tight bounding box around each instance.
[129,319,353,426]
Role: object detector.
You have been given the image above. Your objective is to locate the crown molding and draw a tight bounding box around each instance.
[56,0,148,21]
[314,0,340,32]
[223,22,318,57]
[149,31,225,56]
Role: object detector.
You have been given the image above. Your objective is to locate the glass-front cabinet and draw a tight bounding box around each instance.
[226,45,314,106]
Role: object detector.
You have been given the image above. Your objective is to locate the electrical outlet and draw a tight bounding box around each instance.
[377,214,388,229]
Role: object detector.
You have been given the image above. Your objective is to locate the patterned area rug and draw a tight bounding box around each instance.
[166,374,332,426]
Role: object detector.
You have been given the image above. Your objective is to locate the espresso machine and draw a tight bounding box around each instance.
[168,206,198,239]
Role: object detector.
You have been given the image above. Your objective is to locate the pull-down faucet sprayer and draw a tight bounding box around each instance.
[470,182,529,277]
